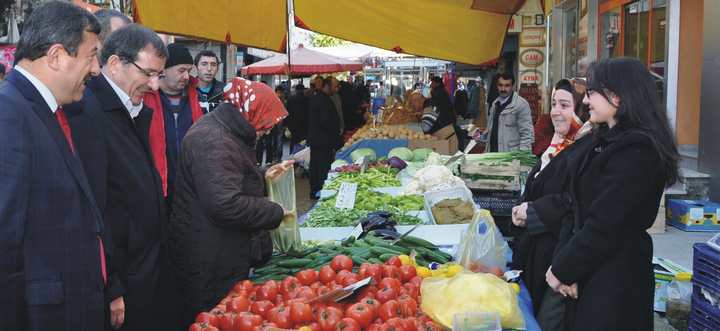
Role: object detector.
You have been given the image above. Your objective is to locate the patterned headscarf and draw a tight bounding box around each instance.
[223,77,288,131]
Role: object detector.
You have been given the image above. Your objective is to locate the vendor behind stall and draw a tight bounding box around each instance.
[167,77,293,327]
[421,77,456,134]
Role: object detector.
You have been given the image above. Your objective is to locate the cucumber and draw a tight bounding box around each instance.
[370,246,404,257]
[352,239,371,248]
[253,273,287,283]
[368,258,383,264]
[400,236,437,249]
[364,236,411,254]
[342,236,356,246]
[351,255,368,265]
[277,258,313,268]
[378,254,396,262]
[415,247,449,263]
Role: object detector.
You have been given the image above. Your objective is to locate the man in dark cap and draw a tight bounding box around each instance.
[144,43,205,204]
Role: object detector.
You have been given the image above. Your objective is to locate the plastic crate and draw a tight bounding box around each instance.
[690,289,720,331]
[693,244,720,295]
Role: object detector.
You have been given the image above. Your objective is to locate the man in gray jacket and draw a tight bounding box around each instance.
[485,73,534,152]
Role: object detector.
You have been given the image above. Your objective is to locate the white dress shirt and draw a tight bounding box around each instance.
[13,65,59,113]
[103,73,143,119]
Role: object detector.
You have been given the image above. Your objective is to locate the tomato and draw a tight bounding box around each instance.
[296,269,319,286]
[237,312,263,331]
[219,313,238,331]
[288,301,313,326]
[345,302,374,328]
[234,280,255,294]
[358,263,371,279]
[359,297,382,315]
[317,307,344,331]
[357,285,377,299]
[307,322,322,331]
[379,278,402,292]
[310,282,322,291]
[331,255,354,272]
[398,265,417,282]
[189,322,219,331]
[335,270,352,285]
[226,296,251,313]
[319,265,337,284]
[385,256,402,267]
[378,300,402,321]
[378,322,403,331]
[250,300,274,319]
[257,281,278,301]
[254,322,278,331]
[375,287,397,303]
[268,306,293,329]
[341,274,360,287]
[409,276,423,288]
[295,286,317,301]
[281,276,302,298]
[418,321,442,331]
[382,265,401,280]
[195,312,220,326]
[397,295,417,317]
[335,317,361,331]
[402,283,419,300]
[401,317,417,331]
[386,318,406,331]
[367,324,383,331]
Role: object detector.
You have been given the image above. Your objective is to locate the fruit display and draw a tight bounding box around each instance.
[342,125,437,150]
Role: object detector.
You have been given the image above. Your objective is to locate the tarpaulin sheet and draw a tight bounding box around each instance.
[294,0,511,65]
[133,0,288,52]
[241,45,363,75]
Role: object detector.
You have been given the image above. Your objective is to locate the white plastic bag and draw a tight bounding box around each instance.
[266,168,301,253]
[454,210,510,272]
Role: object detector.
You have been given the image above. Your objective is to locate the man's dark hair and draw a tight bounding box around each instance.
[194,50,219,66]
[497,72,515,84]
[94,9,131,42]
[323,77,333,87]
[15,1,101,63]
[100,24,167,66]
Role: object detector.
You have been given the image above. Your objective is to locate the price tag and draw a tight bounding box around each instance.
[347,222,364,240]
[335,182,358,209]
[690,207,704,221]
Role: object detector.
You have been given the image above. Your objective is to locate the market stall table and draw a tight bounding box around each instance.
[298,225,542,331]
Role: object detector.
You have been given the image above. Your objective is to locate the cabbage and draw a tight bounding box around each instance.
[350,148,377,162]
[331,159,348,169]
[388,147,414,161]
[412,148,434,162]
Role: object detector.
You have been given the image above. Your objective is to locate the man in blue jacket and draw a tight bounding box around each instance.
[0,2,106,330]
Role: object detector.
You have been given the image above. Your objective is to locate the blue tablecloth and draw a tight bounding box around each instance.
[517,281,542,331]
[335,139,409,162]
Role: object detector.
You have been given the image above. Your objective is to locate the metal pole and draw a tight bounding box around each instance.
[286,0,293,80]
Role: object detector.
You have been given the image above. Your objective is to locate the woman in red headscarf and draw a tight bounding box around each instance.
[166,77,293,327]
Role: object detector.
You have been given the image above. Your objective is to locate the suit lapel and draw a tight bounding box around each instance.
[7,71,102,229]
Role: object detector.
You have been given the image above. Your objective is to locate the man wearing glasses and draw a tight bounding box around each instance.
[144,43,205,205]
[65,23,171,330]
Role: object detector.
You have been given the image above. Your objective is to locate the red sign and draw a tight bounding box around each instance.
[519,70,543,84]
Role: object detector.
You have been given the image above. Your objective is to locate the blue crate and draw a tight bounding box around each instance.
[693,244,720,295]
[472,192,520,217]
[690,289,720,331]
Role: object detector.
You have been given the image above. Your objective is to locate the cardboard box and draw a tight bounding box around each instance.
[666,199,720,232]
[408,124,459,155]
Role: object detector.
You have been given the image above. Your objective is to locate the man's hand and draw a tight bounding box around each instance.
[265,160,295,180]
[511,202,528,227]
[110,296,125,330]
[546,267,578,299]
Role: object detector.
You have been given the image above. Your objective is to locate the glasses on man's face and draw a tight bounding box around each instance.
[128,61,164,79]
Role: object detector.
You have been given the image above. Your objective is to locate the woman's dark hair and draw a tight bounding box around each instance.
[586,57,679,186]
[554,78,589,122]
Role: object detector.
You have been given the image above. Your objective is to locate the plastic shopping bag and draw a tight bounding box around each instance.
[421,271,525,329]
[266,167,301,253]
[454,209,510,272]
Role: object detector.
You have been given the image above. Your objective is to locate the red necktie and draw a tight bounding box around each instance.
[55,107,107,285]
[55,107,75,154]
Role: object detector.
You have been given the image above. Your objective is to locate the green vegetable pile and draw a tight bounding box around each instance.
[467,150,538,167]
[325,168,400,191]
[252,235,452,283]
[304,191,425,227]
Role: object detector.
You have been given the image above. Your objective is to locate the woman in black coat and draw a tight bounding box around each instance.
[168,78,292,328]
[511,79,588,330]
[546,58,679,331]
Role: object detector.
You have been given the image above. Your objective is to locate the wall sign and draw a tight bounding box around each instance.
[519,70,543,85]
[520,28,546,47]
[520,49,545,67]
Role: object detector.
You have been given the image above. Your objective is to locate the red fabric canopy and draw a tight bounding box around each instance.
[241,44,363,75]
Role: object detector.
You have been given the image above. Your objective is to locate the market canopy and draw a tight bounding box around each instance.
[241,44,363,75]
[133,0,539,64]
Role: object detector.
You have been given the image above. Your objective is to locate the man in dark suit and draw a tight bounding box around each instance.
[66,24,171,330]
[308,76,342,199]
[0,2,106,330]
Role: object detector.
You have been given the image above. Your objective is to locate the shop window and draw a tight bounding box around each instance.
[600,7,622,59]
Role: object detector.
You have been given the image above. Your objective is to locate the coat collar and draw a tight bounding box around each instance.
[211,103,257,146]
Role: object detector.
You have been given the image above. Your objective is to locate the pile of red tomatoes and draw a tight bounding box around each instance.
[189,255,442,331]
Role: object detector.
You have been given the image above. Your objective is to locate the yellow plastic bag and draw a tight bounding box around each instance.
[454,209,510,272]
[420,271,525,330]
[266,168,301,253]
